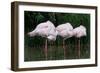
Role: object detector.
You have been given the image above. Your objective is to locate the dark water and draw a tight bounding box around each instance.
[24,36,90,62]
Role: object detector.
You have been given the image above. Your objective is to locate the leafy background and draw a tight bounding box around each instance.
[24,11,90,61]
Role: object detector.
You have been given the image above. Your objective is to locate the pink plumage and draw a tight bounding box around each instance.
[72,25,86,38]
[28,20,58,40]
[56,23,73,39]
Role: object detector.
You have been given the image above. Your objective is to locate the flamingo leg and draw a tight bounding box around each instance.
[63,39,66,59]
[50,41,53,60]
[75,39,77,58]
[78,38,80,58]
[44,39,48,60]
[75,38,78,58]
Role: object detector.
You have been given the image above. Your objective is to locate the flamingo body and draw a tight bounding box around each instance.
[28,20,57,40]
[72,25,86,38]
[56,23,73,39]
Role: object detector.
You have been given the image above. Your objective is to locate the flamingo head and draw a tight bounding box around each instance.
[47,35,56,41]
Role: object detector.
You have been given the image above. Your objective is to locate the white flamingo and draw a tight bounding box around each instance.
[28,20,58,60]
[56,23,73,59]
[72,25,86,58]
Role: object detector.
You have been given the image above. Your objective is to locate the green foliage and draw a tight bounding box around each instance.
[24,11,90,61]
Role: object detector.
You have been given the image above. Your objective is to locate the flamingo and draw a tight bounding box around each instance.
[72,25,86,58]
[56,23,73,59]
[28,20,58,60]
[47,28,58,60]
